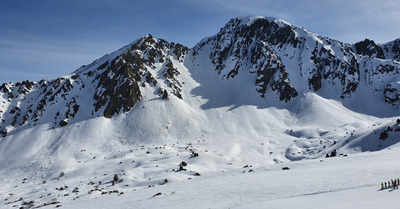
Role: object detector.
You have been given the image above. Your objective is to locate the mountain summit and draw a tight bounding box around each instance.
[193,16,400,109]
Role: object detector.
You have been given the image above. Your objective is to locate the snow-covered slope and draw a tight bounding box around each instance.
[34,147,400,209]
[1,16,400,208]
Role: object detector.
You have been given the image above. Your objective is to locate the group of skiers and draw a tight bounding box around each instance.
[381,179,400,190]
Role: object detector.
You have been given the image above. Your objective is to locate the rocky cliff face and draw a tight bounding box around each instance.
[91,35,188,118]
[192,17,299,102]
[353,38,400,107]
[192,17,365,101]
[354,38,400,61]
[192,17,400,106]
[2,16,400,141]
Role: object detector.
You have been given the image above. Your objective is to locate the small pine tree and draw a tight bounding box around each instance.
[379,131,388,140]
[330,149,337,157]
[113,174,119,182]
[162,90,169,100]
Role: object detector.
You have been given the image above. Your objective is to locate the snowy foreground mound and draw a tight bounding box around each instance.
[1,16,400,208]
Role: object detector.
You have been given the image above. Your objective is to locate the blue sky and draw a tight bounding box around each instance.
[1,0,400,84]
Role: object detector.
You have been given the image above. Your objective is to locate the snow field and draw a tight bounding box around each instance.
[27,147,400,209]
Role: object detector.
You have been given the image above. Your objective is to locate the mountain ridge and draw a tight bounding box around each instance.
[191,16,400,113]
[1,15,400,154]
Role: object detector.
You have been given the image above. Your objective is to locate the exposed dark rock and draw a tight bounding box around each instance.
[113,174,119,183]
[190,151,199,158]
[255,51,298,102]
[15,80,34,95]
[379,130,388,140]
[91,35,187,118]
[384,83,400,107]
[329,149,337,157]
[85,71,94,77]
[0,129,7,137]
[153,192,162,197]
[309,42,360,97]
[309,72,322,91]
[354,39,385,59]
[162,60,183,99]
[59,120,68,127]
[172,42,189,61]
[0,83,9,93]
[162,90,169,100]
[377,64,396,74]
[71,74,79,80]
[94,53,142,118]
[20,114,29,125]
[97,61,109,71]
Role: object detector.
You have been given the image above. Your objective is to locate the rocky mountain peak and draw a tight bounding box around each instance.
[354,38,385,59]
[192,16,301,102]
[212,16,301,50]
[91,34,188,118]
[191,16,400,106]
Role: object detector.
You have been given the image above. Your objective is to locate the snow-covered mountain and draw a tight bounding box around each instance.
[192,16,400,112]
[1,16,400,208]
